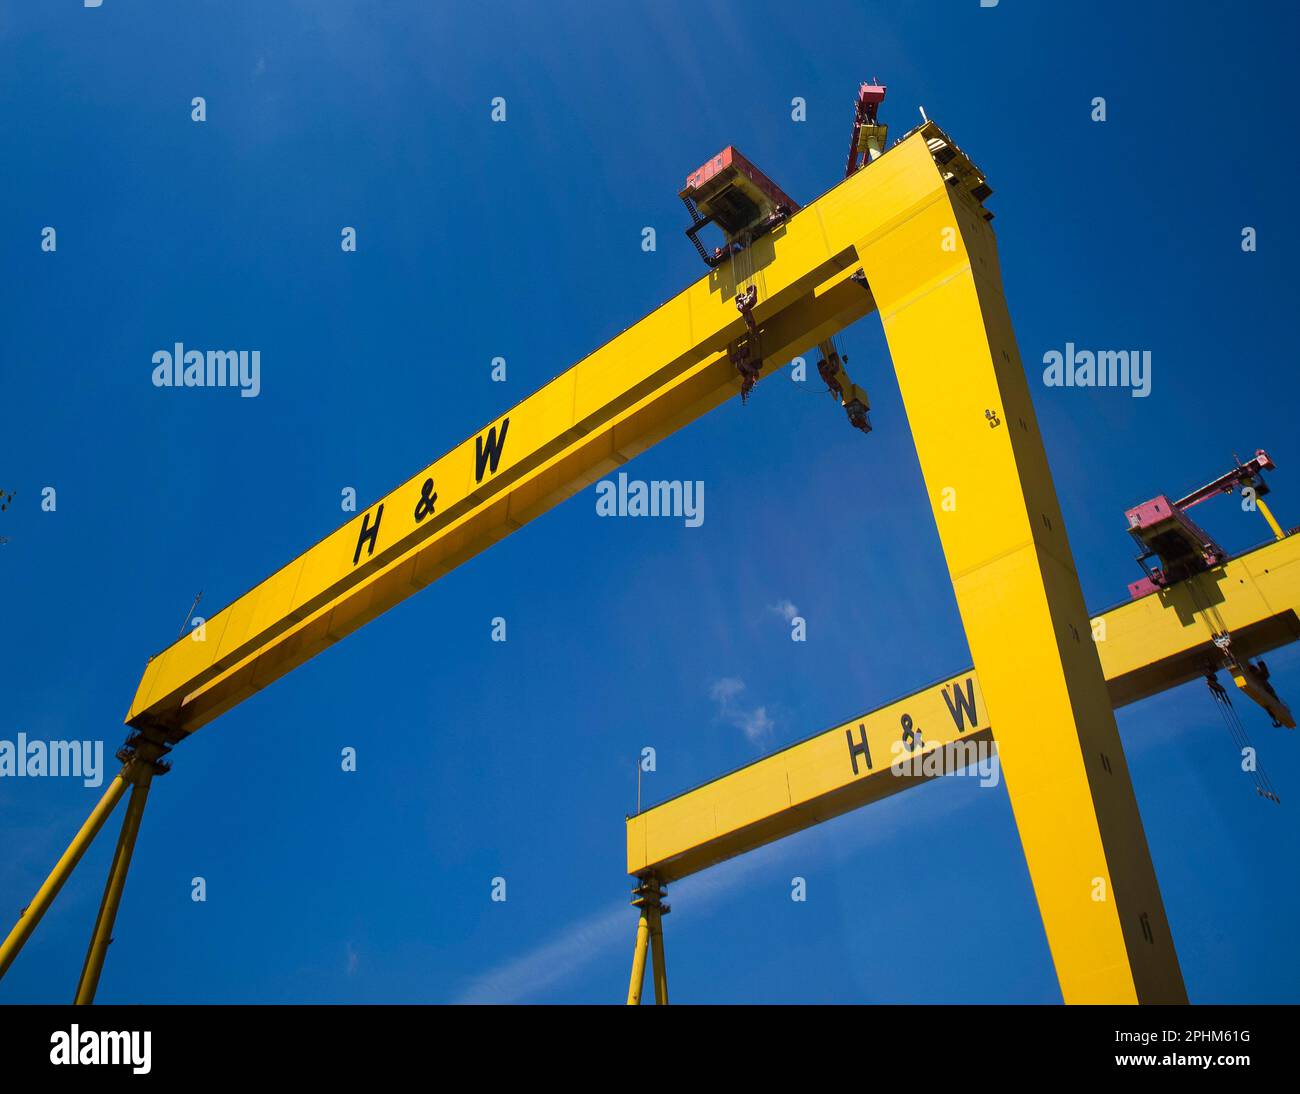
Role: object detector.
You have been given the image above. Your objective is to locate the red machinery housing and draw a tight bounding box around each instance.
[675,83,887,426]
[1125,450,1276,598]
[679,146,798,267]
[844,81,888,177]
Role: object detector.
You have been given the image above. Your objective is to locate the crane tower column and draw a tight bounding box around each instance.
[854,128,1186,1002]
[0,773,130,980]
[73,736,168,1004]
[625,876,669,1005]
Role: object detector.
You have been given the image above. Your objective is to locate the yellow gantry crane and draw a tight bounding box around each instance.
[623,530,1299,1003]
[0,97,1291,1004]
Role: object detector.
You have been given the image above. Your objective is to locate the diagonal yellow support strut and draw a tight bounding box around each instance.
[626,877,669,1005]
[0,733,170,995]
[851,134,1185,1002]
[0,773,129,981]
[74,766,155,1004]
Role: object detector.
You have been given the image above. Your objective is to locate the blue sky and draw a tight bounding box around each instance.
[2,1,1297,1003]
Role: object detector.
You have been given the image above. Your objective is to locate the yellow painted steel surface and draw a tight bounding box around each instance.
[0,773,129,979]
[1101,535,1300,705]
[627,673,992,884]
[626,912,651,1006]
[123,129,974,736]
[75,776,153,1005]
[856,152,1183,1003]
[627,533,1300,889]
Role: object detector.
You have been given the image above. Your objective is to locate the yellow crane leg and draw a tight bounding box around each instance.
[626,910,651,1005]
[74,766,155,1004]
[626,876,668,1005]
[648,908,669,1005]
[1256,497,1285,542]
[854,137,1186,1003]
[0,770,129,981]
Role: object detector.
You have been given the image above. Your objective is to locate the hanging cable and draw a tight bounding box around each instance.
[1206,671,1280,802]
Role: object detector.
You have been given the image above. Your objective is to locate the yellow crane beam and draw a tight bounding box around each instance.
[627,530,1300,892]
[122,140,967,737]
[9,118,977,994]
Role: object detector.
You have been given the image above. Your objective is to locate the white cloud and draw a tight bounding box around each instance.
[710,677,745,703]
[455,903,628,1004]
[454,778,983,1003]
[768,599,799,623]
[709,677,774,746]
[739,706,774,744]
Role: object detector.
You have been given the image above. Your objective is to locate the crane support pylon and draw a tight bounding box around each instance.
[0,774,129,981]
[853,131,1181,1004]
[625,877,669,1005]
[0,733,169,998]
[74,765,156,1004]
